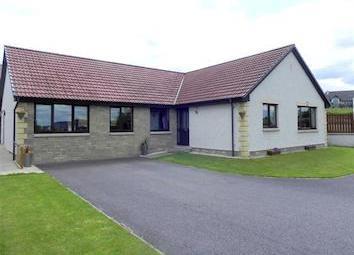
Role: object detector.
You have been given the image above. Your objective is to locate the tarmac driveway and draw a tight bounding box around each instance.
[43,158,354,255]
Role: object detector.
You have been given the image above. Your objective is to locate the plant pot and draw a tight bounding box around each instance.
[140,143,148,155]
[24,153,33,167]
[267,148,281,156]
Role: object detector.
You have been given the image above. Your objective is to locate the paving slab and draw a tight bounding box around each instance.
[0,145,43,175]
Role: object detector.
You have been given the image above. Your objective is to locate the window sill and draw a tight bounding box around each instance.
[298,129,318,133]
[263,128,280,132]
[109,132,134,136]
[150,131,172,135]
[34,133,90,138]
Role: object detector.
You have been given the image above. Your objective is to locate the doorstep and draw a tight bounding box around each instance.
[140,150,171,158]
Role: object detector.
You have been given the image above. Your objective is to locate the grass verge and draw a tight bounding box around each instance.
[0,173,158,255]
[158,147,354,178]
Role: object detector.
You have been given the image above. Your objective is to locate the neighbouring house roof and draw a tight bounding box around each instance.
[326,90,354,103]
[2,44,329,106]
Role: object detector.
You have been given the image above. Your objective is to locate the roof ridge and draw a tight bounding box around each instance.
[4,45,185,75]
[174,76,185,104]
[185,44,295,74]
[327,90,354,92]
[4,44,295,76]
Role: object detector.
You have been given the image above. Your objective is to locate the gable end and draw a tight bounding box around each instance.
[245,47,330,108]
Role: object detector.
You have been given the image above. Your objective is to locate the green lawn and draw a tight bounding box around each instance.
[158,147,354,178]
[0,174,158,255]
[327,107,353,115]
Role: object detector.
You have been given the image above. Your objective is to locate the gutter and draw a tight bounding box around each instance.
[230,99,235,157]
[13,100,18,160]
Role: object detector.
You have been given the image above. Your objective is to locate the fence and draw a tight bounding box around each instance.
[327,114,354,133]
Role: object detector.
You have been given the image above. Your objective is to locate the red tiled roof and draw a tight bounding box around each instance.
[5,47,184,105]
[4,45,295,105]
[177,45,294,104]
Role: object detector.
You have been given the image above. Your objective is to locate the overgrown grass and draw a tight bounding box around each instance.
[158,147,354,178]
[0,174,158,255]
[327,107,353,115]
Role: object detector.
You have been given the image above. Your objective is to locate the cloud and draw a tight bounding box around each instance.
[315,61,354,86]
[336,37,354,49]
[318,78,354,92]
[0,0,353,91]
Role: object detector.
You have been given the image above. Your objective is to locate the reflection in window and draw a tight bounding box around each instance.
[263,104,278,128]
[74,106,88,132]
[35,104,51,132]
[53,104,72,132]
[35,104,89,133]
[110,107,133,132]
[298,106,316,130]
[150,108,169,131]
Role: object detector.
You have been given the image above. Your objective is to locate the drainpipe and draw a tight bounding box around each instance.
[230,99,235,157]
[13,101,18,161]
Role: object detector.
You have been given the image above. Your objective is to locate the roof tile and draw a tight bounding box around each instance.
[4,45,295,105]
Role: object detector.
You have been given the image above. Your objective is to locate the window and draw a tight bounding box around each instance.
[263,104,277,128]
[150,108,169,131]
[35,104,89,133]
[35,104,51,133]
[298,106,316,130]
[110,107,133,132]
[331,97,340,107]
[53,104,72,132]
[74,106,89,132]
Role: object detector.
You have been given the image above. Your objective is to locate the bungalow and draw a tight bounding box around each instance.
[325,90,354,108]
[0,44,329,164]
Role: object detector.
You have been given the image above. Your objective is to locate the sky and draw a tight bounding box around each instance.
[0,0,354,92]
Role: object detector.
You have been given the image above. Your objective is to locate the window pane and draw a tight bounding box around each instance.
[35,104,51,132]
[269,105,276,127]
[74,106,88,132]
[263,104,277,128]
[110,107,133,132]
[298,106,315,129]
[53,104,72,132]
[110,108,119,127]
[262,104,269,128]
[150,108,169,131]
[310,108,316,129]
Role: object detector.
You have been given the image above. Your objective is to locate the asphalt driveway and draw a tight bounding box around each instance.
[43,158,354,255]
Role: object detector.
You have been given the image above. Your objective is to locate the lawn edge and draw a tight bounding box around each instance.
[46,174,164,255]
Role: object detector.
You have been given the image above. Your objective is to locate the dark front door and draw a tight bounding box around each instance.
[177,108,189,146]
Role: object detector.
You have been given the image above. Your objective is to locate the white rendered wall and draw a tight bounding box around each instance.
[189,103,238,151]
[248,52,327,152]
[328,134,354,147]
[1,68,16,152]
